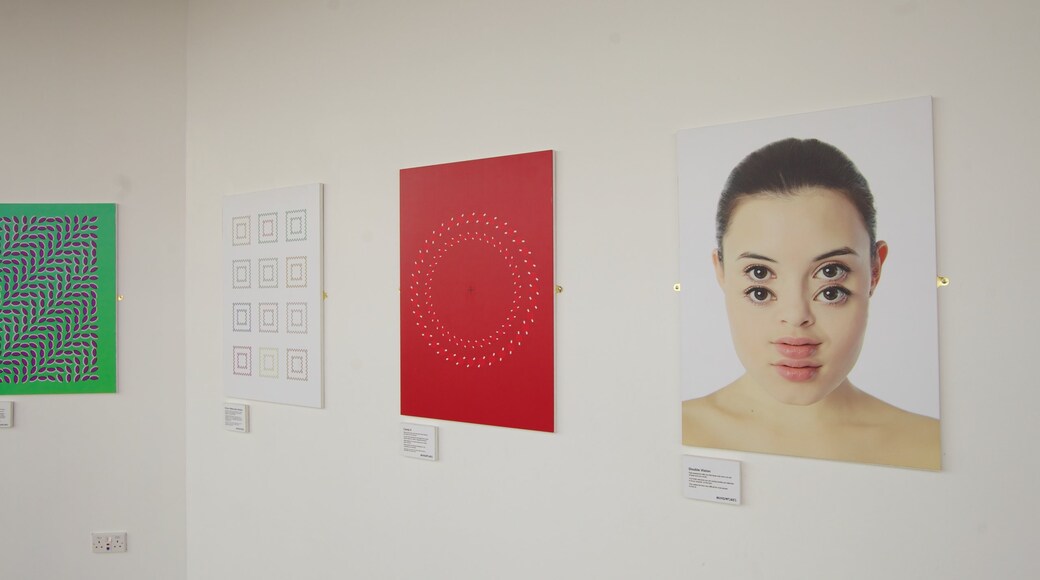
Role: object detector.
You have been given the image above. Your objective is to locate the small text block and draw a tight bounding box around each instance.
[0,401,12,428]
[683,455,741,505]
[224,402,249,433]
[402,422,437,461]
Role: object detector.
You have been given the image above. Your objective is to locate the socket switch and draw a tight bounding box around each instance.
[91,532,127,553]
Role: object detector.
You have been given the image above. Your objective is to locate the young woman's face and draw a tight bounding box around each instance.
[714,187,886,406]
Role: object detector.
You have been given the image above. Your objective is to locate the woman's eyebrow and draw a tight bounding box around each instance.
[736,252,776,262]
[813,247,857,261]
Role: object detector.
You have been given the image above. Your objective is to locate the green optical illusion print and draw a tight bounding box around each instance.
[0,204,116,394]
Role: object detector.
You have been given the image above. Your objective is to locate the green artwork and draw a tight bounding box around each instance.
[0,204,117,394]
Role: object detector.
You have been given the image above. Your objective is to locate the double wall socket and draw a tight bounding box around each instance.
[91,532,127,553]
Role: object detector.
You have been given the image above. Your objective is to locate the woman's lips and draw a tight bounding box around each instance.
[773,338,819,359]
[773,361,820,382]
[772,339,822,381]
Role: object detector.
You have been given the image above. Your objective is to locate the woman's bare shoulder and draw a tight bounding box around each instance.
[853,394,941,469]
[682,390,742,447]
[855,392,939,433]
[682,393,721,416]
[887,410,941,469]
[890,406,940,433]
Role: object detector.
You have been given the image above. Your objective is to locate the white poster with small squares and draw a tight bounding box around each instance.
[222,184,323,407]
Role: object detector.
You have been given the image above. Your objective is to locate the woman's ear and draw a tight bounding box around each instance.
[869,241,889,296]
[712,249,725,287]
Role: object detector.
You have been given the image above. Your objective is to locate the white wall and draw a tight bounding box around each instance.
[185,1,1040,579]
[0,1,186,579]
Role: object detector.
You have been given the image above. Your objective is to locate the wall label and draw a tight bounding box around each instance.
[0,401,12,428]
[224,402,249,433]
[402,422,437,461]
[682,455,741,505]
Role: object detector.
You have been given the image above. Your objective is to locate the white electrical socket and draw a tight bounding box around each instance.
[91,532,127,553]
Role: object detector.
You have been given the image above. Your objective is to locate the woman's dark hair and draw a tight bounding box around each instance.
[716,138,877,261]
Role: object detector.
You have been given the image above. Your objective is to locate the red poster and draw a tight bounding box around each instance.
[400,151,554,432]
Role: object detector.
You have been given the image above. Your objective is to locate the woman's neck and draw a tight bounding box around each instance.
[719,374,865,428]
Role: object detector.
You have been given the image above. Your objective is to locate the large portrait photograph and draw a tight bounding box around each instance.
[678,98,941,469]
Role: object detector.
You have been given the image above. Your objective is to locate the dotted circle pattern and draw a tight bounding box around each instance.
[408,212,541,369]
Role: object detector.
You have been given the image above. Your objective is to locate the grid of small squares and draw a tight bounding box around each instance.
[227,256,310,290]
[230,345,311,381]
[231,209,309,246]
[229,208,313,382]
[229,297,312,380]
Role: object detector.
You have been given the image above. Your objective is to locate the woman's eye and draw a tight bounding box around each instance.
[744,265,773,281]
[815,263,849,281]
[744,286,774,304]
[815,286,851,304]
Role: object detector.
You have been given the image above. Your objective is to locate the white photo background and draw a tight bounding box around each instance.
[678,97,940,419]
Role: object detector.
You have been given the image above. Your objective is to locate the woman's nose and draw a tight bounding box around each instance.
[779,295,814,327]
